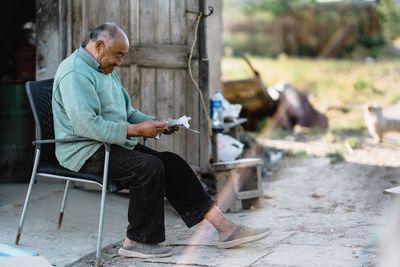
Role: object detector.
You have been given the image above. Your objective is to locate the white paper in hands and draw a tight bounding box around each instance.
[166,115,191,128]
[165,115,199,134]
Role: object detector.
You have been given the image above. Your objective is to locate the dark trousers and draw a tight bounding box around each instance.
[81,143,214,243]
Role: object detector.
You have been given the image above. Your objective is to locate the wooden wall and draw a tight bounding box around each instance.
[37,0,211,170]
[206,0,223,96]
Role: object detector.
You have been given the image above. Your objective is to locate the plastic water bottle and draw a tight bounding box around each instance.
[212,91,224,129]
[210,98,214,122]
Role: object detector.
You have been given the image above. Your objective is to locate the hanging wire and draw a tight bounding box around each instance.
[187,11,213,137]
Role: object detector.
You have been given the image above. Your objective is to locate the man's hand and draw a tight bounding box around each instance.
[127,120,166,138]
[162,125,179,135]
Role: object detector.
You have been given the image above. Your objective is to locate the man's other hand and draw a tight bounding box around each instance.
[162,125,179,135]
[128,120,166,138]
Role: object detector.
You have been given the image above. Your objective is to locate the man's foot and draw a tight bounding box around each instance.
[118,243,173,258]
[217,225,272,249]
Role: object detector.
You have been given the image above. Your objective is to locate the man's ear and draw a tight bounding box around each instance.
[95,40,105,54]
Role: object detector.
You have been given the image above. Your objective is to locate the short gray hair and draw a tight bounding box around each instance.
[89,22,122,42]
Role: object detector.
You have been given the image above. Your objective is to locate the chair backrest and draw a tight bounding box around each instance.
[25,79,56,163]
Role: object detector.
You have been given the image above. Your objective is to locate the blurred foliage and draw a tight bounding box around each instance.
[223,0,400,58]
[241,0,317,16]
[378,0,400,42]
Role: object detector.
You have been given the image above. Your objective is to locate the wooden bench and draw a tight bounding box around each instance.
[211,158,264,212]
[210,118,264,212]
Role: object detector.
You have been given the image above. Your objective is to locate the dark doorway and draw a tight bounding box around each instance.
[0,0,36,183]
[0,0,36,82]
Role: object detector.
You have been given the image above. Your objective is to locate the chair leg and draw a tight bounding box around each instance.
[58,180,70,229]
[15,149,41,245]
[95,149,110,267]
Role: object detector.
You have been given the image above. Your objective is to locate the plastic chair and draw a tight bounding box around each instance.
[15,78,115,267]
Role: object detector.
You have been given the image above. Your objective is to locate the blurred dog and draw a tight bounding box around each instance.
[364,104,400,143]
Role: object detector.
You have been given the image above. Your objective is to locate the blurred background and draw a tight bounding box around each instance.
[220,0,400,137]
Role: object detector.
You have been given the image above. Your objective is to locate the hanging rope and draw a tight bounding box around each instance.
[187,12,213,137]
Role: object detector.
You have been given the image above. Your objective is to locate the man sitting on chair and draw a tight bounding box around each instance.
[52,22,271,258]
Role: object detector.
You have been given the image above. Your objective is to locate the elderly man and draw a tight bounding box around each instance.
[52,22,271,258]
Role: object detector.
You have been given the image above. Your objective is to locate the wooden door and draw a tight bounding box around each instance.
[36,0,210,170]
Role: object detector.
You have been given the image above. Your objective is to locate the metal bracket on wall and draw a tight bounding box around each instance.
[186,5,214,19]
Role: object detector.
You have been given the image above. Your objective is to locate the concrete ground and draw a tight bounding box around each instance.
[1,137,400,266]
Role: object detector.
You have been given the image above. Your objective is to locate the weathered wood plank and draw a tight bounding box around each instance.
[186,0,199,58]
[140,67,157,149]
[129,0,140,45]
[129,65,141,108]
[199,58,211,170]
[171,0,187,44]
[81,0,88,44]
[111,0,130,31]
[186,60,200,166]
[72,0,131,47]
[71,0,84,49]
[66,0,73,55]
[173,69,188,159]
[86,0,100,33]
[140,67,156,115]
[140,0,156,44]
[155,69,174,152]
[126,45,189,69]
[104,0,117,23]
[117,66,130,91]
[155,0,170,44]
[185,0,202,167]
[85,0,129,30]
[36,0,64,79]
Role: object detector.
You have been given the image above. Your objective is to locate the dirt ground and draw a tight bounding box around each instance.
[256,128,400,267]
[71,128,400,267]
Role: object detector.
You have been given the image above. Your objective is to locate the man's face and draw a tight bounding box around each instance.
[96,35,129,74]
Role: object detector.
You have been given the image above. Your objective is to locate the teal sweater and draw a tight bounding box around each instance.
[52,48,154,171]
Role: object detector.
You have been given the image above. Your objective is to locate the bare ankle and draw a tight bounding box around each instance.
[123,238,136,247]
[218,223,237,234]
[204,206,237,233]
